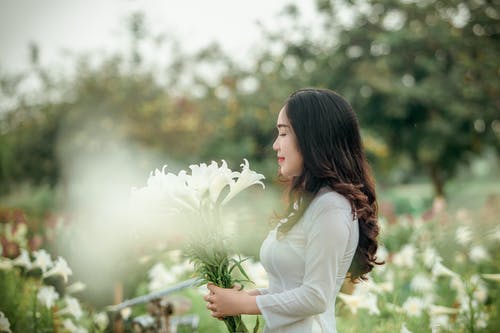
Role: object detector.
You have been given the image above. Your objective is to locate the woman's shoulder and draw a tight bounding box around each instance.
[301,188,354,230]
[311,187,351,212]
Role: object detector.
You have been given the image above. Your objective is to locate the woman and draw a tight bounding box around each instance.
[205,88,382,333]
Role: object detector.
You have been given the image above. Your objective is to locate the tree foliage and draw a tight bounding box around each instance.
[270,0,500,195]
[0,1,498,197]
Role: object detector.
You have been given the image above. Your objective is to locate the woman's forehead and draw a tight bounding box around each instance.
[276,107,290,126]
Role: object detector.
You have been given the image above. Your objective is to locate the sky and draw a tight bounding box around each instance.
[0,0,316,74]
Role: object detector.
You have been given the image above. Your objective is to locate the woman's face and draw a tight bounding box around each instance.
[272,107,304,178]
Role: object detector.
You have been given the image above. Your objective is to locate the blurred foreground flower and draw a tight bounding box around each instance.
[131,159,265,214]
[62,318,88,333]
[44,256,72,283]
[58,296,83,319]
[0,311,12,333]
[402,296,426,317]
[37,285,59,309]
[12,249,31,269]
[338,291,380,315]
[393,244,416,268]
[400,323,412,333]
[469,245,490,263]
[481,273,500,282]
[133,159,265,333]
[432,260,458,279]
[455,226,473,245]
[66,281,86,294]
[33,249,53,272]
[93,312,109,331]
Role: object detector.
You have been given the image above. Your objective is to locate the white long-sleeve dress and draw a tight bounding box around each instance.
[256,188,359,333]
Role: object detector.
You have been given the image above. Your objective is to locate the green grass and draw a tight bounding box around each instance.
[378,176,500,215]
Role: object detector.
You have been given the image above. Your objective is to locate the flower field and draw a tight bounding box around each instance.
[0,178,499,332]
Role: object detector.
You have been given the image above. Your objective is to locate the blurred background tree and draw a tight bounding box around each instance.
[252,0,500,196]
[1,0,498,197]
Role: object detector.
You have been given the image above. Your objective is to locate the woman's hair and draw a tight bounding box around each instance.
[276,88,382,283]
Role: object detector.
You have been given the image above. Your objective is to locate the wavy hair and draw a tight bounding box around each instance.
[275,88,383,283]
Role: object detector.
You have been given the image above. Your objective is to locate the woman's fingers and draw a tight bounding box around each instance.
[207,283,221,293]
[205,283,232,318]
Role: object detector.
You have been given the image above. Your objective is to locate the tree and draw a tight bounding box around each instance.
[265,0,500,196]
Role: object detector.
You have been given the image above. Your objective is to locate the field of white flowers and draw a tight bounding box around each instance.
[1,180,499,333]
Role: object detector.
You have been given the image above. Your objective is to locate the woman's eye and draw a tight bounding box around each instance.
[279,133,286,137]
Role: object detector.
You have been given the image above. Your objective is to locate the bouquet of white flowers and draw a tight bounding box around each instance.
[132,159,265,333]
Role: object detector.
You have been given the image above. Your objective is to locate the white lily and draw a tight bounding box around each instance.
[338,292,363,314]
[60,296,83,319]
[12,249,31,269]
[94,312,109,330]
[375,245,389,263]
[146,167,200,211]
[353,278,379,294]
[450,276,467,299]
[363,292,381,315]
[429,304,459,316]
[148,263,176,292]
[33,249,53,273]
[221,159,265,206]
[62,318,88,333]
[455,226,473,246]
[430,314,451,331]
[66,281,86,294]
[481,273,500,282]
[0,311,11,333]
[44,256,72,283]
[393,244,416,268]
[402,296,426,317]
[469,245,490,263]
[385,302,404,314]
[338,291,379,315]
[208,160,239,203]
[37,286,59,309]
[400,323,412,333]
[422,247,441,269]
[431,260,458,279]
[185,160,238,204]
[410,273,433,293]
[470,275,488,303]
[489,226,500,241]
[120,307,132,320]
[187,162,212,195]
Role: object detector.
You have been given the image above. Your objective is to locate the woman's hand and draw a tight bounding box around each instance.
[204,283,260,318]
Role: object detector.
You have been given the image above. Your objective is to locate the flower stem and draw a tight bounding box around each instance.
[223,315,249,333]
[32,287,38,333]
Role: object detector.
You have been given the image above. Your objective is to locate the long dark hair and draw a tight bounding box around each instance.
[276,88,382,282]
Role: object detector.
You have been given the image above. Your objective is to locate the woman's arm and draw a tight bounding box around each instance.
[246,289,263,296]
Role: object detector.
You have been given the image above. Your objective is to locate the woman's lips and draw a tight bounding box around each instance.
[278,157,285,164]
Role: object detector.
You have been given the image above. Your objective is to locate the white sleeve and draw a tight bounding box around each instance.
[255,202,352,330]
[257,288,270,295]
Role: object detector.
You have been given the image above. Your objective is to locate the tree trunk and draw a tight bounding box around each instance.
[430,165,445,198]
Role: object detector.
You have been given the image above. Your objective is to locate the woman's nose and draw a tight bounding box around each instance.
[272,137,279,152]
